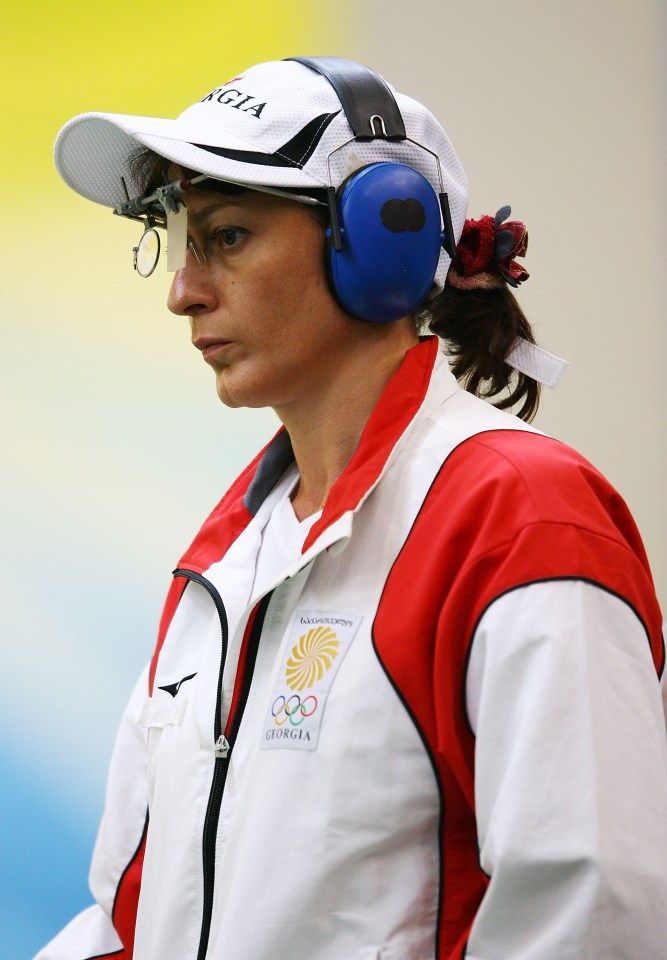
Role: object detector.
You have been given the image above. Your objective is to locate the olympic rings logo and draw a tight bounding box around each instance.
[272,694,318,727]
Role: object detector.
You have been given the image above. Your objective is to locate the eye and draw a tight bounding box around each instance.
[197,224,250,266]
[211,226,248,249]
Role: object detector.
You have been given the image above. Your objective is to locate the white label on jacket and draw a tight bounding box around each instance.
[261,611,362,751]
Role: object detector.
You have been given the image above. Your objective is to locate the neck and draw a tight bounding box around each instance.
[278,323,419,521]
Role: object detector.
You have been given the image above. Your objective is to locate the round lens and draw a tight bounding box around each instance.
[135,228,160,277]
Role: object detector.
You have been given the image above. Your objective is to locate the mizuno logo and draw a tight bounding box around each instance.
[158,673,197,698]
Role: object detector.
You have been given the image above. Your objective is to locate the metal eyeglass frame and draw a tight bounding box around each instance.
[114,174,327,277]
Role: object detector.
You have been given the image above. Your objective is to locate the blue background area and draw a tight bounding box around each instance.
[0,750,97,958]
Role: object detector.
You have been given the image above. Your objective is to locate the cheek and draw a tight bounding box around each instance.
[219,211,333,334]
[285,238,332,306]
[253,242,331,318]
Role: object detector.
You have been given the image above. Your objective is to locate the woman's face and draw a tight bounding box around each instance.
[168,187,369,413]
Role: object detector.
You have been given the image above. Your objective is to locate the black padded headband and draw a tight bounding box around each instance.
[286,56,407,141]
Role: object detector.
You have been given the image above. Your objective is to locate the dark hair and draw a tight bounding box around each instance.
[129,149,247,200]
[129,147,327,206]
[416,285,540,422]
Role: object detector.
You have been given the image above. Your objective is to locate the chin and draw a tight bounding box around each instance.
[214,373,273,410]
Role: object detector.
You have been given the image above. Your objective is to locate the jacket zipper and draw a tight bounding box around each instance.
[173,570,272,960]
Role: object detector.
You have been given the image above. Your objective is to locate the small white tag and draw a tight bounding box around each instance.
[139,695,187,729]
[505,337,569,389]
[166,205,188,272]
[342,149,366,180]
[261,611,362,751]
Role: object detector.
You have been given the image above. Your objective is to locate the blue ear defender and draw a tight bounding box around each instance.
[325,162,445,324]
[285,57,458,323]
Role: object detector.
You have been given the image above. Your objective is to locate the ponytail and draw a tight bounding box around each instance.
[417,207,540,422]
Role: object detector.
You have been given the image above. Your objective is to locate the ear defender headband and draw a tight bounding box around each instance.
[287,56,457,324]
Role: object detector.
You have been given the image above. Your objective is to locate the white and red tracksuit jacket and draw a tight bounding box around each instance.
[36,338,667,960]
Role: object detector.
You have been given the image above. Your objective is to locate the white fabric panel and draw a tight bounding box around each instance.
[466,580,667,959]
[89,665,150,915]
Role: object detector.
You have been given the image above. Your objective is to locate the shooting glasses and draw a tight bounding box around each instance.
[115,174,326,278]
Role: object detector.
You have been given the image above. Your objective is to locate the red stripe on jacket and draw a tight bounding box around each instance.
[373,429,663,959]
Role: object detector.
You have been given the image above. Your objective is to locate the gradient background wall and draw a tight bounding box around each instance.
[2,2,665,956]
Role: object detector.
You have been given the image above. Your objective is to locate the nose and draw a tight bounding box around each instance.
[167,247,218,317]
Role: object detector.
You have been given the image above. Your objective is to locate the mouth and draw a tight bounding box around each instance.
[192,336,234,363]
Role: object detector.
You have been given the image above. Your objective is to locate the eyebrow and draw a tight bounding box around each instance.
[188,200,246,230]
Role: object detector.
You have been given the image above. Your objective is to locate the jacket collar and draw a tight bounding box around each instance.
[178,337,454,572]
[303,336,445,552]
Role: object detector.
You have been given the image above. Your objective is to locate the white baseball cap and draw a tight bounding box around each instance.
[54,57,468,287]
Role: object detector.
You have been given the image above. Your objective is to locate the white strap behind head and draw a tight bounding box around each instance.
[506,338,569,388]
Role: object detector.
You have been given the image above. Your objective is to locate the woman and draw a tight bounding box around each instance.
[40,57,666,960]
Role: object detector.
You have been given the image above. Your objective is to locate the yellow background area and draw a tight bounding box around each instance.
[1,0,324,194]
[2,1,330,569]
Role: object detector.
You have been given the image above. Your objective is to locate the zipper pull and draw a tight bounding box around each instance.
[215,735,231,759]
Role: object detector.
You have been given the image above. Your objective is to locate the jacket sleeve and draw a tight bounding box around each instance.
[32,905,123,960]
[464,579,667,960]
[33,665,150,960]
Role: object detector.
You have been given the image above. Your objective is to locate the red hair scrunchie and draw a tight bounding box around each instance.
[447,206,529,290]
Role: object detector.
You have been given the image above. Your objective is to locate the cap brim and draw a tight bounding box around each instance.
[54,111,328,208]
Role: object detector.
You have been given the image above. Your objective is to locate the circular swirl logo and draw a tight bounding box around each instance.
[285,626,339,691]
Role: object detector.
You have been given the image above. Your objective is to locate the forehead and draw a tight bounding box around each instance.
[184,186,259,210]
[184,186,285,221]
[182,185,326,232]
